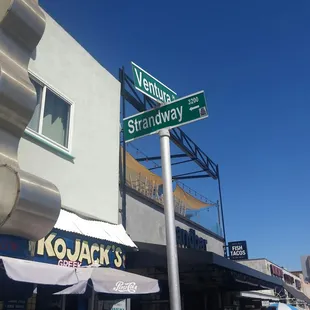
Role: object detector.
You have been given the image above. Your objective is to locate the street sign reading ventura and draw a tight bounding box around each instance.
[123,91,208,142]
[131,62,177,103]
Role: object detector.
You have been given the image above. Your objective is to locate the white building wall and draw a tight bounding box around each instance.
[239,259,270,275]
[239,259,306,298]
[18,13,120,224]
[294,272,310,298]
[125,190,225,256]
[239,259,303,284]
[238,259,275,296]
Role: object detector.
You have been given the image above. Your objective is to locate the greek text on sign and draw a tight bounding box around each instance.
[123,91,208,142]
[131,62,177,103]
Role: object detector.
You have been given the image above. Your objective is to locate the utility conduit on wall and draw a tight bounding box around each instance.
[0,0,61,240]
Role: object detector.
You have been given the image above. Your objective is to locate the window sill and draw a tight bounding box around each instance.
[23,129,75,161]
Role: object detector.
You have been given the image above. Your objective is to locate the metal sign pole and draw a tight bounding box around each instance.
[159,128,182,310]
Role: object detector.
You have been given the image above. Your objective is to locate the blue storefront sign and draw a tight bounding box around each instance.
[33,229,126,269]
[228,240,248,260]
[0,230,125,310]
[3,299,26,310]
[0,235,29,259]
[176,227,208,251]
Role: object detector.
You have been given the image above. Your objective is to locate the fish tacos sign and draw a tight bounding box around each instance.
[33,229,125,269]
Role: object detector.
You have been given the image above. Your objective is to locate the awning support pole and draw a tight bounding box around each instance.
[90,288,95,310]
[126,299,131,310]
[204,294,208,310]
[61,295,66,310]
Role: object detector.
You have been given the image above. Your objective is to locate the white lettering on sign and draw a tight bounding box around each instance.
[113,281,137,293]
[36,232,124,268]
[228,241,248,260]
[127,106,183,134]
[58,260,82,268]
[230,250,246,256]
[133,68,176,103]
[230,245,246,256]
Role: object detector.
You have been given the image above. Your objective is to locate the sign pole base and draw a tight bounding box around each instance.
[159,128,182,310]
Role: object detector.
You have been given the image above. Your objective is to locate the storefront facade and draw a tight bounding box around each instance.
[292,271,310,305]
[0,210,138,310]
[116,134,285,310]
[238,259,310,309]
[122,185,282,310]
[125,187,225,256]
[0,2,136,310]
[0,0,123,247]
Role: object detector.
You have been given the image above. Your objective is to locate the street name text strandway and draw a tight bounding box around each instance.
[123,91,208,142]
[128,105,183,133]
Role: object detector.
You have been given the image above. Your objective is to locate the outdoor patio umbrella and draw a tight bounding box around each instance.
[268,303,298,310]
[54,266,160,295]
[0,256,78,286]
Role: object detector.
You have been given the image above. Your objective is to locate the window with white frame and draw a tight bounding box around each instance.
[28,76,72,150]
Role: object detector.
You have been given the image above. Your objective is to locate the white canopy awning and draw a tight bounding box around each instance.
[238,291,280,301]
[1,256,78,286]
[1,256,159,295]
[55,209,137,249]
[54,266,160,295]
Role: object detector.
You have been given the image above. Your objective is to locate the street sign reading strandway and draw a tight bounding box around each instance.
[131,62,177,103]
[123,91,208,142]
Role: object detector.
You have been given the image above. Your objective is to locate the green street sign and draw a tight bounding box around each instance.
[123,91,208,142]
[131,62,177,103]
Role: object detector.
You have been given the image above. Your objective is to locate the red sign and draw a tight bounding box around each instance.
[270,264,283,278]
[0,235,28,259]
[0,241,18,252]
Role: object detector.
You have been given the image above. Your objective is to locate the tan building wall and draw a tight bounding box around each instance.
[292,271,310,299]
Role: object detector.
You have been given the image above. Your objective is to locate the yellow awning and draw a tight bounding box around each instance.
[120,147,214,212]
[173,184,213,210]
[120,147,163,185]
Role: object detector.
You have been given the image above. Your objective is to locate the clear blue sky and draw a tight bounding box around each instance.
[40,0,310,270]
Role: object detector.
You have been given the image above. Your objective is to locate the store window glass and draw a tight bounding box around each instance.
[28,79,42,132]
[42,88,69,147]
[27,75,73,150]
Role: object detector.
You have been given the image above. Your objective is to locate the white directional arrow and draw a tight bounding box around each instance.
[189,105,199,111]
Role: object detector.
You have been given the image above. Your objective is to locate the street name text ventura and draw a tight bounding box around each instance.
[133,67,176,103]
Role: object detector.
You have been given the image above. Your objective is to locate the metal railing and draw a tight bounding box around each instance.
[123,167,223,237]
[126,170,187,217]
